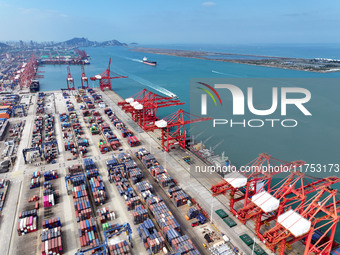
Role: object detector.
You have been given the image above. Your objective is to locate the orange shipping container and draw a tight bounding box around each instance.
[0,113,9,119]
[0,106,12,110]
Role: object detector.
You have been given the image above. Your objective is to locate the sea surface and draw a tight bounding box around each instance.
[39,44,340,241]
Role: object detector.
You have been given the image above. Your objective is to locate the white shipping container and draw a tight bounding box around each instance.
[33,217,37,230]
[20,218,24,231]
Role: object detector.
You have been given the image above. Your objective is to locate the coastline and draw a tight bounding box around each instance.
[130,47,340,73]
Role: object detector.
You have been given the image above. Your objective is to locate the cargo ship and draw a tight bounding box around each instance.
[30,80,40,92]
[142,57,157,66]
[187,139,231,171]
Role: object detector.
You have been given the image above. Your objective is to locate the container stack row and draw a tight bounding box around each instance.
[30,171,40,189]
[84,158,107,206]
[32,116,43,146]
[60,112,77,158]
[65,100,74,112]
[41,218,63,255]
[136,148,192,207]
[36,92,45,114]
[104,108,140,147]
[66,170,100,248]
[79,217,100,248]
[44,170,58,181]
[97,207,115,223]
[82,94,95,109]
[17,209,38,236]
[107,152,199,254]
[69,172,92,222]
[94,110,121,152]
[43,181,57,208]
[67,164,82,175]
[2,94,20,107]
[108,240,131,255]
[88,89,103,104]
[0,179,9,213]
[42,113,58,164]
[101,123,121,151]
[70,111,88,157]
[137,218,166,254]
[132,205,148,225]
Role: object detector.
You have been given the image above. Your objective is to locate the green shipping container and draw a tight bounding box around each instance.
[223,217,237,228]
[215,209,228,219]
[239,234,254,246]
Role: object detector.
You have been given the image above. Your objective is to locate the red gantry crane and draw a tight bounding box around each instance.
[153,109,212,152]
[80,65,89,89]
[19,54,38,89]
[210,154,305,216]
[66,66,75,90]
[118,89,149,112]
[236,172,340,241]
[75,49,87,60]
[90,58,127,91]
[118,89,185,131]
[262,187,340,255]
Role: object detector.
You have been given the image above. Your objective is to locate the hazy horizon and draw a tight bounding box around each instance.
[1,0,340,44]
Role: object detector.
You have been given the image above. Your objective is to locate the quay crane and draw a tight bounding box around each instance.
[263,187,340,255]
[211,155,340,254]
[237,172,340,240]
[90,58,127,91]
[118,89,185,131]
[80,65,89,89]
[118,89,211,151]
[153,109,212,152]
[211,153,305,215]
[66,66,75,90]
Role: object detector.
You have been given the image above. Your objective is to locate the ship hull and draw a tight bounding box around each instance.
[30,81,40,92]
[143,61,157,66]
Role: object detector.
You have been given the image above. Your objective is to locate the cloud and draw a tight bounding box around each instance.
[202,1,216,7]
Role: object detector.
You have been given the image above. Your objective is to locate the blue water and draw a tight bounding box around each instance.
[39,44,340,242]
[40,44,340,95]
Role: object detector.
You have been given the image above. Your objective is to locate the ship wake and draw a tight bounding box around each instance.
[124,57,143,63]
[212,70,241,77]
[128,73,177,98]
[113,66,177,98]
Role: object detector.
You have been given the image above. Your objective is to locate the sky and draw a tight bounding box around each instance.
[0,0,339,44]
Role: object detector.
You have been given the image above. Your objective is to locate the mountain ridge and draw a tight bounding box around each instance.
[57,37,128,47]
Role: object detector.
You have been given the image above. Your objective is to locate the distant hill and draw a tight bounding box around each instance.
[57,37,127,47]
[61,37,94,46]
[99,40,127,47]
